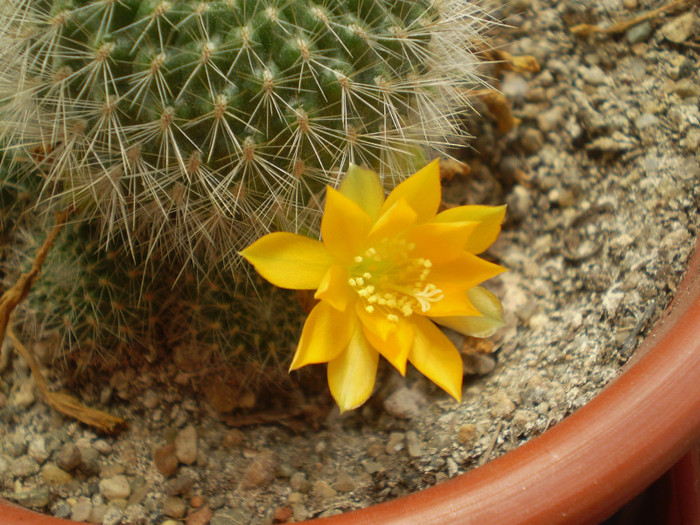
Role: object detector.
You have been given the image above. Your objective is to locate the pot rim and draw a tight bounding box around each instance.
[2,239,700,525]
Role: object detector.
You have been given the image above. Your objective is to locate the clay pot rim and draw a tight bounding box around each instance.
[2,239,700,525]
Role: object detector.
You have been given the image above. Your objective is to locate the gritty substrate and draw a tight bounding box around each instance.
[1,1,699,524]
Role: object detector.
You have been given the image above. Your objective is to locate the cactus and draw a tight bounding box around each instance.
[0,0,490,271]
[2,220,165,374]
[3,216,307,385]
[165,272,307,392]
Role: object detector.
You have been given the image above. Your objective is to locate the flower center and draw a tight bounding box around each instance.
[348,239,443,322]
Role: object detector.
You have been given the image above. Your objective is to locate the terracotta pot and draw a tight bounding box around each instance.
[2,239,700,525]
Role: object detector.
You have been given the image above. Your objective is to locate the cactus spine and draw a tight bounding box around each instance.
[0,0,494,386]
[0,0,489,269]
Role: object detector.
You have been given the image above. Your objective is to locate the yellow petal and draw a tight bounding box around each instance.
[380,159,441,223]
[430,252,506,290]
[339,164,385,222]
[408,316,463,402]
[432,286,505,338]
[328,327,379,413]
[368,198,417,242]
[404,221,478,264]
[240,232,334,289]
[315,264,354,312]
[356,300,398,342]
[433,205,506,254]
[290,302,355,370]
[425,286,481,317]
[321,186,372,263]
[361,317,414,375]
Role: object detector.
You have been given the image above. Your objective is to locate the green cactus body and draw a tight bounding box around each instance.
[166,273,306,390]
[0,0,488,270]
[3,221,165,373]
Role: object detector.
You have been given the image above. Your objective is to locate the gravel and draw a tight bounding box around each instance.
[1,1,699,524]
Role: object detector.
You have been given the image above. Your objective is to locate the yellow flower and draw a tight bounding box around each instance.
[240,160,506,412]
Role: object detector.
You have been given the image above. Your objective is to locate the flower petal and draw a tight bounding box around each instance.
[430,252,506,290]
[368,198,417,242]
[433,286,505,338]
[380,159,441,223]
[240,232,334,289]
[361,317,414,375]
[408,316,463,402]
[425,286,481,317]
[290,302,355,370]
[433,205,506,254]
[356,300,398,342]
[322,186,372,263]
[315,264,354,312]
[328,327,379,413]
[404,221,478,263]
[339,164,385,222]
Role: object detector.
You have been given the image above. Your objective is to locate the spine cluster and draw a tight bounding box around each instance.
[0,0,492,384]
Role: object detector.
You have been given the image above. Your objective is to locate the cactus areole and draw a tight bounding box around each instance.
[0,0,486,265]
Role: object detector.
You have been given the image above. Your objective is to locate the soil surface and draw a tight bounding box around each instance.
[1,1,699,524]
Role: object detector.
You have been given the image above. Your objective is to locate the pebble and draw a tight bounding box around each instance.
[71,499,93,522]
[292,503,309,521]
[57,443,83,471]
[506,185,532,223]
[520,128,544,154]
[383,387,428,419]
[290,471,311,493]
[94,440,113,455]
[587,134,636,152]
[634,113,659,130]
[89,504,108,524]
[174,425,198,465]
[164,473,194,496]
[0,454,9,475]
[101,506,123,525]
[99,475,132,500]
[536,106,565,132]
[240,449,277,489]
[659,12,697,43]
[501,72,529,102]
[405,431,424,458]
[273,507,293,524]
[682,129,700,153]
[626,21,652,44]
[311,480,337,501]
[386,432,405,454]
[142,389,159,409]
[673,79,700,99]
[361,459,384,474]
[457,424,477,447]
[10,488,50,508]
[41,463,74,485]
[488,390,516,419]
[333,471,356,492]
[463,353,497,376]
[210,508,249,525]
[28,436,49,463]
[580,65,607,85]
[186,506,214,525]
[11,455,40,477]
[221,429,244,449]
[154,443,179,477]
[10,379,36,408]
[163,496,187,519]
[51,500,72,519]
[124,504,147,524]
